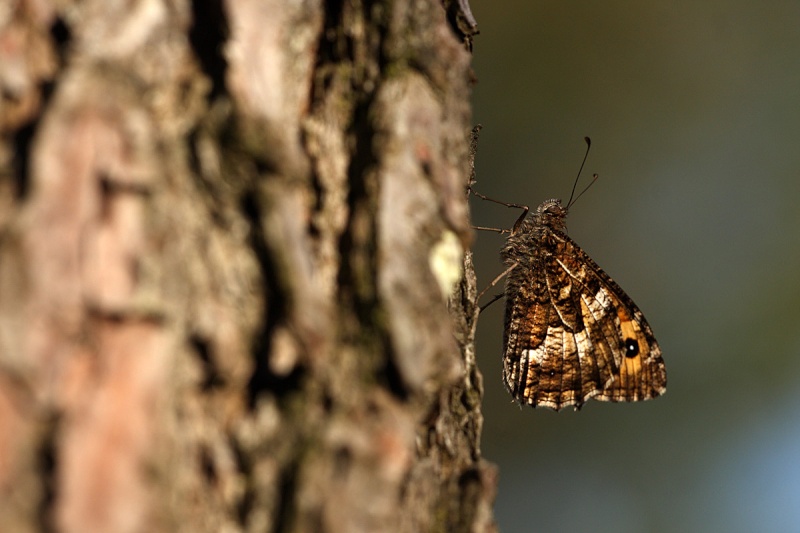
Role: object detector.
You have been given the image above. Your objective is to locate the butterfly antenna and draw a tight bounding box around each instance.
[568,173,599,209]
[566,137,595,209]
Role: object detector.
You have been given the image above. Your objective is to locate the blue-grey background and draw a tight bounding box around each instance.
[469,1,800,532]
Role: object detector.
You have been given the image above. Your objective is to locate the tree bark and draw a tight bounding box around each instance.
[0,1,494,532]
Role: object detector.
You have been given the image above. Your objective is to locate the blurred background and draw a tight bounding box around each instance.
[468,1,800,532]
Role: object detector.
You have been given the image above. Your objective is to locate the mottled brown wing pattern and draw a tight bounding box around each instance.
[501,199,666,411]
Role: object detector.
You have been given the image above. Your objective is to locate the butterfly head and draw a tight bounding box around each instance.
[525,198,568,233]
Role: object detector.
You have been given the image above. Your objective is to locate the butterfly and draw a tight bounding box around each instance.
[476,140,667,411]
[500,197,667,410]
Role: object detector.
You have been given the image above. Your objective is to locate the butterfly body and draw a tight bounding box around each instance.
[501,199,666,410]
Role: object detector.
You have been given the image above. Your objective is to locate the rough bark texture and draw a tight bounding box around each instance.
[0,1,494,532]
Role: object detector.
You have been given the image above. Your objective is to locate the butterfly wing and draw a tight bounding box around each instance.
[502,258,585,409]
[502,229,667,410]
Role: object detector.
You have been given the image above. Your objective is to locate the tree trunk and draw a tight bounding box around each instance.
[0,1,494,532]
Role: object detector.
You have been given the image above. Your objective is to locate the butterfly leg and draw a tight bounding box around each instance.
[471,225,510,234]
[476,261,519,312]
[479,293,504,313]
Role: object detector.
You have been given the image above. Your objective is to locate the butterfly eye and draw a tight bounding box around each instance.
[542,202,563,216]
[624,338,639,358]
